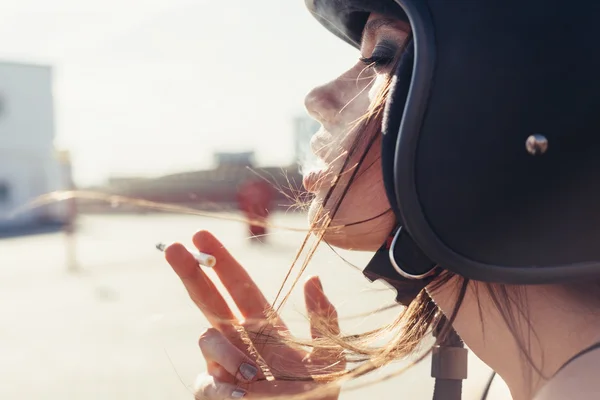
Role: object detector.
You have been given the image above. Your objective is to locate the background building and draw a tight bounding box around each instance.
[214,151,255,168]
[0,61,72,228]
[78,117,322,214]
[89,152,304,212]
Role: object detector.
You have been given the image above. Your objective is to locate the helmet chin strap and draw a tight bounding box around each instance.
[362,225,468,400]
[362,224,437,305]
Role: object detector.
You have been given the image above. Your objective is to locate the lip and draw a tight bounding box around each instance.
[302,169,326,193]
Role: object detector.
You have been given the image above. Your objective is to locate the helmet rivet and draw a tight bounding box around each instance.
[525,134,548,155]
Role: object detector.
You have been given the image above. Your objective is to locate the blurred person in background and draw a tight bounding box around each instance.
[236,178,274,242]
[164,1,600,399]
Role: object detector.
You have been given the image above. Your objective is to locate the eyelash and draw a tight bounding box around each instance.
[359,54,394,70]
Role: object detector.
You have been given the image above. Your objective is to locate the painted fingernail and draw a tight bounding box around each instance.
[231,388,247,398]
[237,363,258,382]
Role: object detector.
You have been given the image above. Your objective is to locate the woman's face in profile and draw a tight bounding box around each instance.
[302,13,410,251]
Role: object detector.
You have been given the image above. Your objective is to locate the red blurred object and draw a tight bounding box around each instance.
[237,179,274,241]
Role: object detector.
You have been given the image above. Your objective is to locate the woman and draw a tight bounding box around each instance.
[165,0,600,399]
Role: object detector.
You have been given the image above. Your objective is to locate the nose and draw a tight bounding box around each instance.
[304,81,342,126]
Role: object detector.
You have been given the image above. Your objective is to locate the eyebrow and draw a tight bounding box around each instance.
[361,17,402,43]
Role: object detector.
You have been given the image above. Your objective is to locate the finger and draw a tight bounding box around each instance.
[192,231,284,326]
[164,242,237,335]
[206,361,235,384]
[194,374,327,400]
[199,328,262,383]
[304,276,340,339]
[194,375,248,400]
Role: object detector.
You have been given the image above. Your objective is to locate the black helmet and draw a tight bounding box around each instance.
[306,0,600,285]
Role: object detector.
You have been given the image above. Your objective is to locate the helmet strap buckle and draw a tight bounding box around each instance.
[389,226,438,280]
[362,225,439,306]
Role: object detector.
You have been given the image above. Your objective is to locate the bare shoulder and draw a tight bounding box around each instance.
[535,352,600,400]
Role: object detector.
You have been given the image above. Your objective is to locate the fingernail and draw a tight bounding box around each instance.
[237,363,258,382]
[231,388,247,398]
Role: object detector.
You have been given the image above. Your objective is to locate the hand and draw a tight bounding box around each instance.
[164,231,345,399]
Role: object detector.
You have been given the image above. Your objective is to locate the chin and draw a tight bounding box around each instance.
[307,192,394,252]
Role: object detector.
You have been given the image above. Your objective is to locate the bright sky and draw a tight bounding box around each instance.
[0,0,356,186]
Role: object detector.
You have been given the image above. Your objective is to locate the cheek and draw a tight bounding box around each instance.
[331,65,377,126]
[368,74,388,101]
[308,146,395,251]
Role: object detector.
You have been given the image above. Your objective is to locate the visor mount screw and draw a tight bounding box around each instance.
[526,134,548,155]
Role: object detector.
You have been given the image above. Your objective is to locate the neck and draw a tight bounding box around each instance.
[486,287,600,399]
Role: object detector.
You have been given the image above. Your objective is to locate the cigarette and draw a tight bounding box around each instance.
[155,242,217,268]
